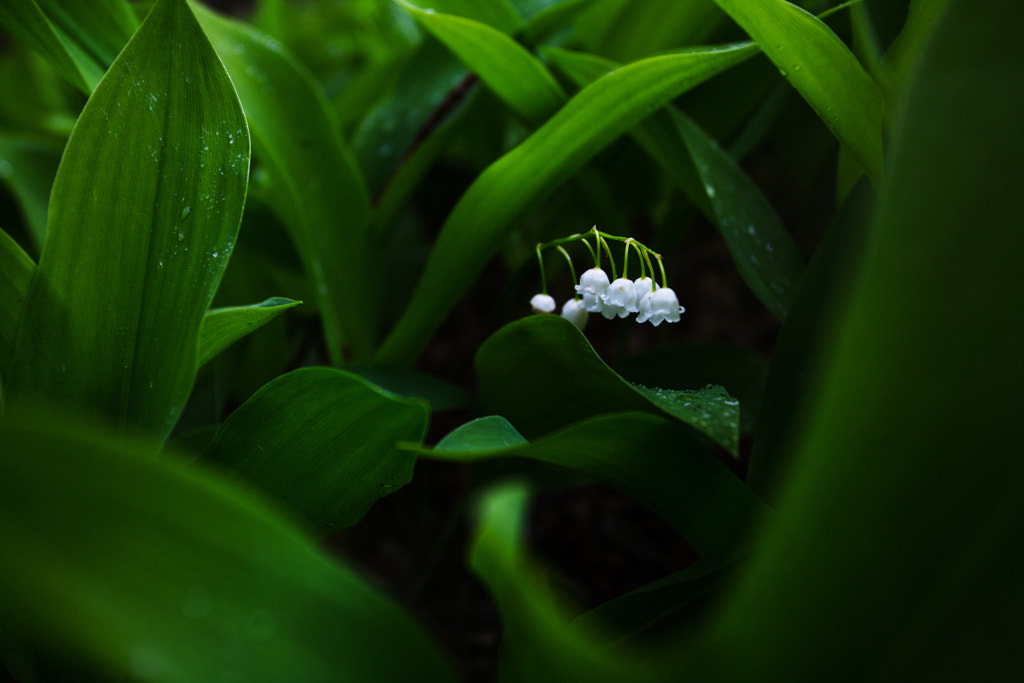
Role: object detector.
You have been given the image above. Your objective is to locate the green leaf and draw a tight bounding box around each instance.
[0,0,105,92]
[398,2,566,124]
[194,5,376,362]
[6,0,250,442]
[0,134,61,250]
[375,41,759,364]
[197,297,301,369]
[0,228,35,381]
[417,412,768,559]
[696,2,1024,678]
[202,367,428,536]
[468,482,660,682]
[714,0,886,181]
[672,110,803,318]
[476,316,740,455]
[0,415,456,681]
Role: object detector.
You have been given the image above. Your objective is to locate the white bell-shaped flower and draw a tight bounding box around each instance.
[629,277,656,313]
[600,277,637,319]
[636,287,685,326]
[575,267,610,313]
[560,298,588,330]
[530,293,556,313]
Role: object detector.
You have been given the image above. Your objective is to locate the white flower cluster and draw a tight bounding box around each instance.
[528,227,685,331]
[574,268,684,326]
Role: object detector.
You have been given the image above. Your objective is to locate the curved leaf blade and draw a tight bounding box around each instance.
[672,110,803,318]
[398,2,566,124]
[0,415,456,681]
[195,6,376,361]
[417,412,769,560]
[7,0,250,441]
[476,316,740,455]
[197,297,301,369]
[202,367,428,536]
[35,0,138,69]
[714,0,885,181]
[375,41,758,364]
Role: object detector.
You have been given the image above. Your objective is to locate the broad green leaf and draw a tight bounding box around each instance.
[0,134,61,249]
[398,2,566,125]
[202,367,428,536]
[197,297,301,369]
[476,316,740,455]
[468,482,661,682]
[35,0,137,69]
[398,0,523,33]
[697,2,1024,678]
[672,110,803,319]
[714,0,885,181]
[0,0,104,92]
[375,41,759,364]
[0,228,35,379]
[416,412,768,559]
[0,415,456,681]
[7,0,250,441]
[195,5,376,362]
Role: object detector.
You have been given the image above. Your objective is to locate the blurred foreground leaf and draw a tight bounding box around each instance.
[0,228,34,382]
[693,2,1024,678]
[0,415,456,681]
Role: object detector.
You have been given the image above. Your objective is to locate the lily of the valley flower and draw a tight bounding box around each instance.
[636,287,684,326]
[601,277,637,319]
[530,293,556,313]
[575,267,610,312]
[629,277,656,313]
[561,298,588,330]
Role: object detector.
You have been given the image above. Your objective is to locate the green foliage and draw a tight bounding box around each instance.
[1,0,1021,679]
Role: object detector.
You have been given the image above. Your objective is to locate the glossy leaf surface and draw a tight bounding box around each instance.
[203,367,428,536]
[7,0,249,441]
[197,297,300,369]
[195,6,376,361]
[376,41,758,363]
[715,0,885,180]
[0,416,456,681]
[476,316,740,455]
